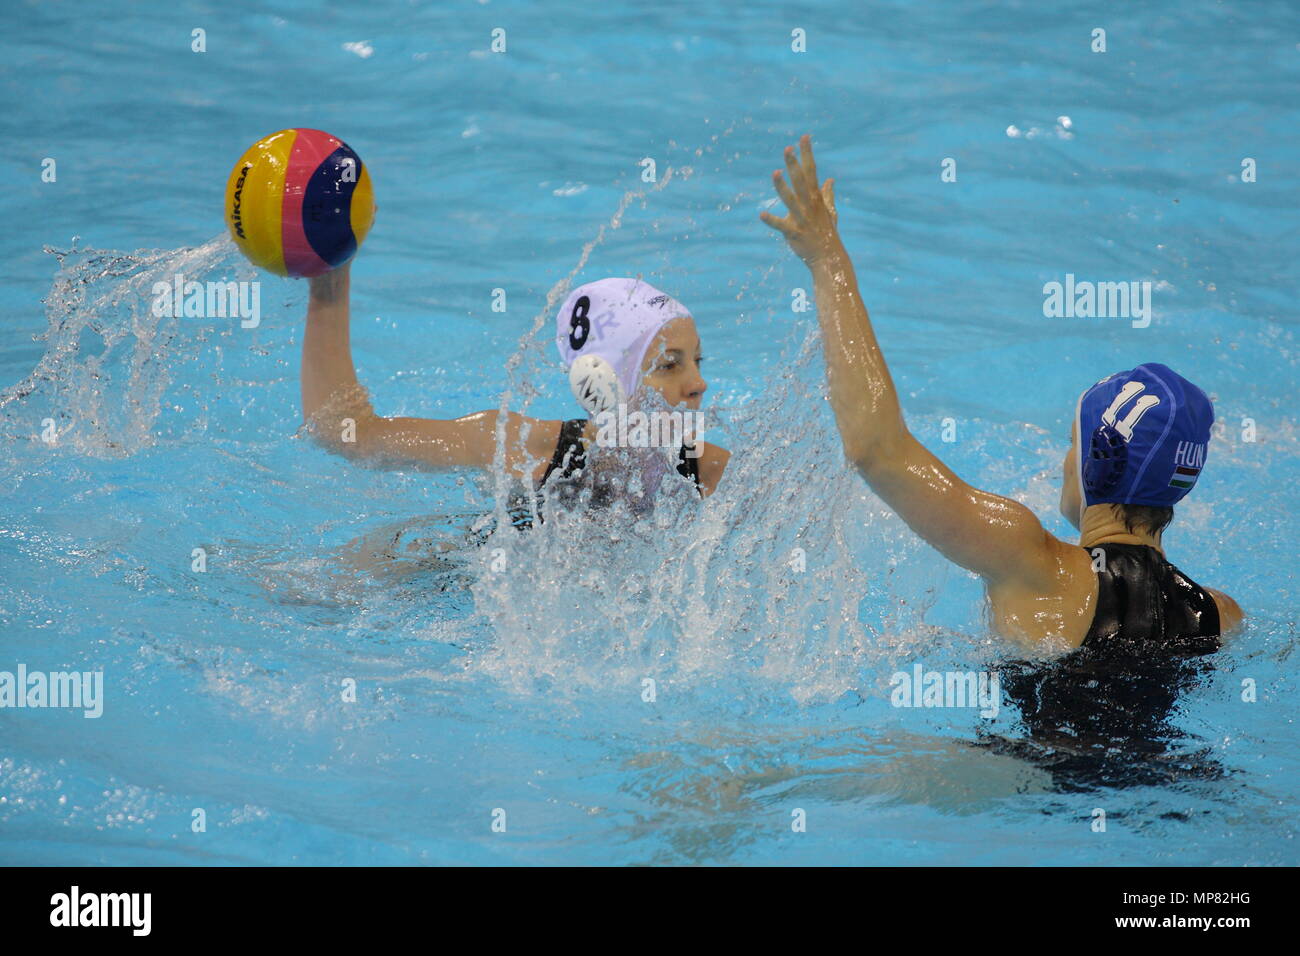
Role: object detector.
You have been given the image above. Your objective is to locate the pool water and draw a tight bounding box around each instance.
[1,0,1297,865]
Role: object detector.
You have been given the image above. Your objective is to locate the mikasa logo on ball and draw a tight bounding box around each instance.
[230,163,250,239]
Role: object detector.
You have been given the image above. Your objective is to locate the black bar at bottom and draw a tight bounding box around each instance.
[0,865,1281,940]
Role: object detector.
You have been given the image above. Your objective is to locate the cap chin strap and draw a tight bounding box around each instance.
[569,354,625,417]
[570,356,700,469]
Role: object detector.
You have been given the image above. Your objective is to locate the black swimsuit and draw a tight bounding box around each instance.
[507,419,700,529]
[988,544,1224,789]
[1079,543,1221,654]
[537,418,701,490]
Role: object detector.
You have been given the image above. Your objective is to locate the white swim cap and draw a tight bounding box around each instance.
[555,277,690,414]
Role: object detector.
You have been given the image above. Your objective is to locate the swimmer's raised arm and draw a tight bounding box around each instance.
[761,136,1063,588]
[301,262,559,479]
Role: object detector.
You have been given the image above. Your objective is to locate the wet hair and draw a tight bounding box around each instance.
[1114,503,1174,538]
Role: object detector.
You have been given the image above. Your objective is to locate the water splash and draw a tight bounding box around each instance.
[0,235,242,458]
[468,252,944,705]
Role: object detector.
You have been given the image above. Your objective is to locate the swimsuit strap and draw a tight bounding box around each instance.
[538,419,588,489]
[676,443,701,488]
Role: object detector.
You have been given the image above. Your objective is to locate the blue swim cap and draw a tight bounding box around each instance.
[1076,363,1214,509]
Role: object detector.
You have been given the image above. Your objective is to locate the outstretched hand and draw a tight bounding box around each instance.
[760,134,840,266]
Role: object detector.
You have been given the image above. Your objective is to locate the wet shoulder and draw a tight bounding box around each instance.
[986,538,1097,649]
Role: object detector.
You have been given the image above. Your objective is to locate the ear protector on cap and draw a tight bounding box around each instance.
[1083,423,1129,498]
[568,354,624,416]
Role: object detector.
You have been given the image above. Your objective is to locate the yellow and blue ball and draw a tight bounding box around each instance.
[224,128,375,277]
